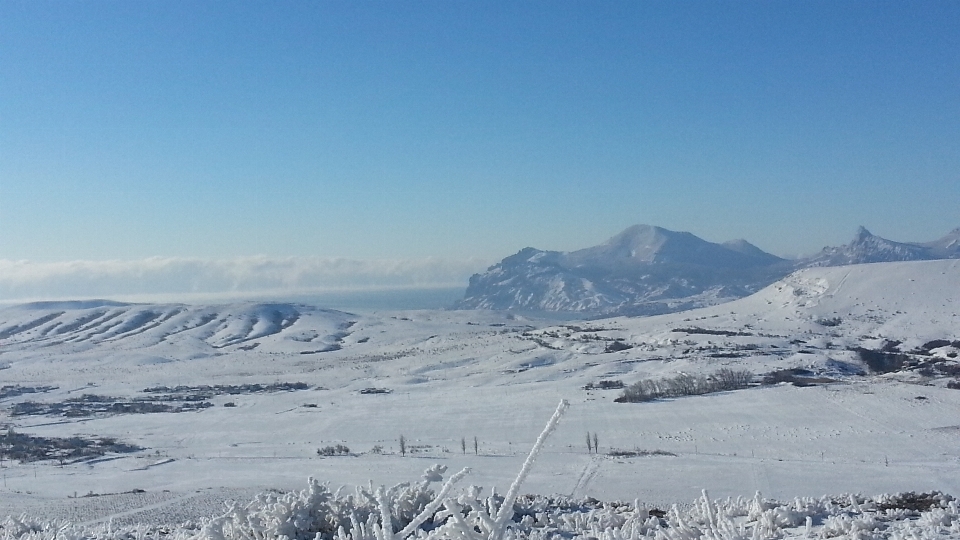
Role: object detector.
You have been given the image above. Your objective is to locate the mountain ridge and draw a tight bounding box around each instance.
[456,224,960,316]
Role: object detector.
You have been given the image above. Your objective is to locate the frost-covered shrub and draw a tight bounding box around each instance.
[3,488,959,540]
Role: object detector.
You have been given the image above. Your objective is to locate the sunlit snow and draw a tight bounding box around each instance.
[0,260,959,538]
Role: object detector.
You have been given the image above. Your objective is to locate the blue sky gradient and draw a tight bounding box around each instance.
[2,1,959,270]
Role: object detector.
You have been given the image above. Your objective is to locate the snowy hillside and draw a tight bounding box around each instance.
[0,260,959,537]
[457,225,960,316]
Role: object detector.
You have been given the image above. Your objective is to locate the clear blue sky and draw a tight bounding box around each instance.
[2,1,959,266]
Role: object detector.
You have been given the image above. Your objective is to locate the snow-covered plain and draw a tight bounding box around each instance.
[1,260,959,538]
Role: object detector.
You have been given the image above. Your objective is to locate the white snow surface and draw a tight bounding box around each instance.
[0,260,959,535]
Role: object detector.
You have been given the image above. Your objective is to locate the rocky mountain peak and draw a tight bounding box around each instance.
[852,226,874,243]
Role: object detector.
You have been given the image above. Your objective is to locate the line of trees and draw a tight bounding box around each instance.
[615,368,753,403]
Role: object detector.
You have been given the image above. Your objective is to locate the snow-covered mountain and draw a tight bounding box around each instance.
[457,224,960,315]
[805,226,960,266]
[456,225,789,315]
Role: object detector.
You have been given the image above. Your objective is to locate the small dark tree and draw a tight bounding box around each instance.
[473,436,478,455]
[586,432,592,453]
[592,433,599,454]
[399,435,406,457]
[461,437,466,454]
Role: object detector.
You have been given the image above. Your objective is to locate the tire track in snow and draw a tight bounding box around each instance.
[829,271,851,298]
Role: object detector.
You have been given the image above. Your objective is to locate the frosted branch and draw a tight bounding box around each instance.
[488,399,569,540]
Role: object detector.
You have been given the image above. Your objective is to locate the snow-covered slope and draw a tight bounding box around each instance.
[457,225,960,316]
[553,259,960,355]
[0,260,959,528]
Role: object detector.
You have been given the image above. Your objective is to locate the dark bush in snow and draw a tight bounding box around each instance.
[854,347,912,373]
[762,368,836,387]
[672,327,752,337]
[604,341,633,353]
[607,448,676,457]
[317,444,350,456]
[919,339,959,351]
[359,387,392,394]
[0,385,57,399]
[583,380,624,390]
[0,429,141,463]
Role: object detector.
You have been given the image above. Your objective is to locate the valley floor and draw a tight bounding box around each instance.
[0,379,958,525]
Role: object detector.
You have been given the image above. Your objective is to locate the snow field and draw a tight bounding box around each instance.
[2,431,959,540]
[2,381,958,507]
[0,260,959,536]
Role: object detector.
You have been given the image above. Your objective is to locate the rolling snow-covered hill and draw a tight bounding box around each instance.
[457,225,960,316]
[0,259,958,536]
[0,300,353,355]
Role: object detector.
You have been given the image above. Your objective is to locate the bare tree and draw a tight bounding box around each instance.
[461,437,466,454]
[586,432,592,453]
[399,435,406,457]
[713,368,753,390]
[592,432,598,454]
[669,374,698,396]
[473,436,478,455]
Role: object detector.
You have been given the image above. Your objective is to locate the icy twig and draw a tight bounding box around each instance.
[395,468,472,540]
[488,399,569,540]
[376,488,393,540]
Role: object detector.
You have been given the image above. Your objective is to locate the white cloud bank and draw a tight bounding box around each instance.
[0,256,491,302]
